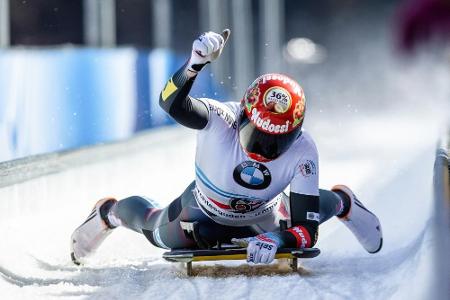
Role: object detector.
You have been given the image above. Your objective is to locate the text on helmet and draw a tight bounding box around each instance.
[251,108,290,133]
[261,74,302,97]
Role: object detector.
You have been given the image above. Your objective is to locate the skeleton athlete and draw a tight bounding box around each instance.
[71,30,383,265]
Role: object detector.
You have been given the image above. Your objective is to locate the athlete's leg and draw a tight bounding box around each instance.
[71,182,257,263]
[108,181,258,249]
[331,185,383,253]
[254,189,344,234]
[318,189,344,224]
[259,187,382,253]
[70,197,118,263]
[284,187,382,253]
[107,182,202,249]
[107,195,161,233]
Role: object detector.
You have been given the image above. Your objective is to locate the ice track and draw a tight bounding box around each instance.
[0,110,446,300]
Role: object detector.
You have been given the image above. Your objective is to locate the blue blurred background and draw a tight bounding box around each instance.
[0,48,226,160]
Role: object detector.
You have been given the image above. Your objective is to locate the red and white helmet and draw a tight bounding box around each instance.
[238,73,306,162]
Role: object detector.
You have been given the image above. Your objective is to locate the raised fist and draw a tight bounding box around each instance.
[187,29,230,76]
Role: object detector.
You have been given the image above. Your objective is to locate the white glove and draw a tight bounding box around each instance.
[232,236,278,264]
[187,29,230,77]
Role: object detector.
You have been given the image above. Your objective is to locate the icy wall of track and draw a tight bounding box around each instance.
[0,108,447,299]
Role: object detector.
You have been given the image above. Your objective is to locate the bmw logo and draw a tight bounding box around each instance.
[233,161,271,190]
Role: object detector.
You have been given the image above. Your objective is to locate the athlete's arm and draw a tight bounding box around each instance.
[283,139,320,248]
[284,192,319,248]
[232,142,320,263]
[231,193,319,264]
[159,62,209,129]
[159,30,229,130]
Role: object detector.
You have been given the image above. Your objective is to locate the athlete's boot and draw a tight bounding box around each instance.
[70,198,118,264]
[332,185,383,253]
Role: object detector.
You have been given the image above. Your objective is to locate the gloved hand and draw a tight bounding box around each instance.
[187,29,230,77]
[232,233,280,264]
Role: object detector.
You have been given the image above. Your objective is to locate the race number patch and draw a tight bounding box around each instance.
[233,161,271,190]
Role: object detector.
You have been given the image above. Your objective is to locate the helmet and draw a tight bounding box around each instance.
[238,73,306,162]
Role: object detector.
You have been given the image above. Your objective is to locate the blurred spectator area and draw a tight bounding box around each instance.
[10,0,83,45]
[10,0,449,56]
[7,0,200,48]
[4,0,395,49]
[4,0,409,84]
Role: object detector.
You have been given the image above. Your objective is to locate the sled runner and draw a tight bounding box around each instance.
[163,246,320,276]
[163,220,320,276]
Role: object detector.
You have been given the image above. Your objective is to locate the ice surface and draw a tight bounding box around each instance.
[0,106,447,299]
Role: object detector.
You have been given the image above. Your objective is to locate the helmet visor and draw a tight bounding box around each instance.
[238,111,301,160]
